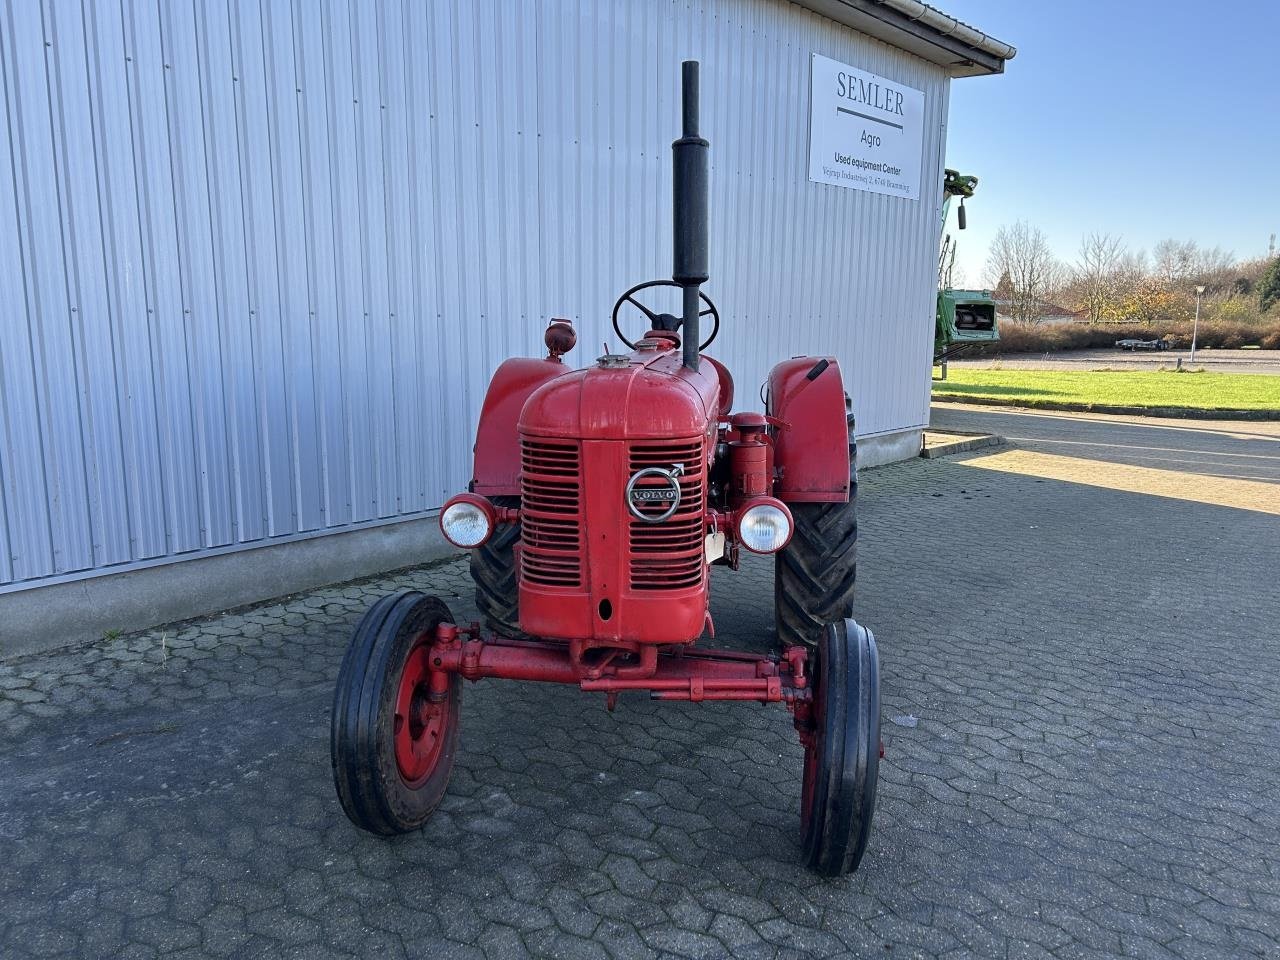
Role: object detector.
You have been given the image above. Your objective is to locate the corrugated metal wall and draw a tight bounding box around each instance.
[0,0,948,592]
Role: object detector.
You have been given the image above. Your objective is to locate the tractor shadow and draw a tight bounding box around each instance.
[704,552,778,656]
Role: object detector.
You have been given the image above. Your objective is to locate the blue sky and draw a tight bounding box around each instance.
[939,1,1279,286]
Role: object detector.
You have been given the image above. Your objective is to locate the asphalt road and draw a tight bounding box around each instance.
[931,403,1280,482]
[2,409,1277,959]
[945,348,1280,375]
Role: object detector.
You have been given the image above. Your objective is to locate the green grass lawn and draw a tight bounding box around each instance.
[932,369,1280,412]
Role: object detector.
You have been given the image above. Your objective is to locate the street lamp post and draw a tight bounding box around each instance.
[1191,285,1205,364]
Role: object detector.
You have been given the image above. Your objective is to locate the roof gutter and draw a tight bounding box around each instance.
[878,0,1017,62]
[793,0,1015,77]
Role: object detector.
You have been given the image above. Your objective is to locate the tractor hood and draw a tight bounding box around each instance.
[519,346,720,441]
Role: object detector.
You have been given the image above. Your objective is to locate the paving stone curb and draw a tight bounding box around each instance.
[919,432,1004,458]
[930,393,1280,421]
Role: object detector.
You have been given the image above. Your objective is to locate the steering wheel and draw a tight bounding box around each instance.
[611,280,720,351]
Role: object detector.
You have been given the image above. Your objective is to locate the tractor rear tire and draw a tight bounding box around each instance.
[800,618,880,876]
[775,433,857,650]
[470,495,522,636]
[331,591,461,835]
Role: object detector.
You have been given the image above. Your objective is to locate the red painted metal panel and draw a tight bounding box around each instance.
[428,629,810,707]
[703,355,734,418]
[767,358,851,503]
[471,358,570,496]
[518,350,720,441]
[515,343,720,646]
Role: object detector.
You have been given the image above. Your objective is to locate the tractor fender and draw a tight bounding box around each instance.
[766,357,851,503]
[703,354,734,419]
[471,357,571,496]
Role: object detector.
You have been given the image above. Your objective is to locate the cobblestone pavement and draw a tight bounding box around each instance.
[3,410,1278,959]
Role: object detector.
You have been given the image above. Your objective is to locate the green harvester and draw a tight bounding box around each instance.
[934,169,998,378]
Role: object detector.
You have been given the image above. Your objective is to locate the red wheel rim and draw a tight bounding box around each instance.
[393,643,451,787]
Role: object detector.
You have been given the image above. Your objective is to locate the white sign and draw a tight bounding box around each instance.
[807,53,925,200]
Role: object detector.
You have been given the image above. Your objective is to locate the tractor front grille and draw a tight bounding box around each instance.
[520,436,706,593]
[628,439,706,591]
[520,439,582,587]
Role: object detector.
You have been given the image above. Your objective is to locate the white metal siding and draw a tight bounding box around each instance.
[0,0,947,592]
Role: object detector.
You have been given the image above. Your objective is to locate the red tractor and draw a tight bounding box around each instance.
[331,62,880,876]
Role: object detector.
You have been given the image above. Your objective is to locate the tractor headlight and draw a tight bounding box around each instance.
[440,495,496,548]
[737,499,793,554]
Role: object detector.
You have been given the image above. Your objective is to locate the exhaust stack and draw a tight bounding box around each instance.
[672,60,709,371]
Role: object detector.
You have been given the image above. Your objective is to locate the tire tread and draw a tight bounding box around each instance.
[775,433,858,649]
[801,619,880,876]
[331,592,458,835]
[470,495,522,635]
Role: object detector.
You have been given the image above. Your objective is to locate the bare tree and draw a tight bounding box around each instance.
[1153,238,1198,285]
[1153,239,1236,289]
[1195,246,1235,290]
[1072,232,1125,323]
[1113,249,1149,317]
[1198,246,1234,275]
[985,222,1060,324]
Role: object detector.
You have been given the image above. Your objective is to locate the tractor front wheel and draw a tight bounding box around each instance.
[331,591,461,835]
[800,618,880,876]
